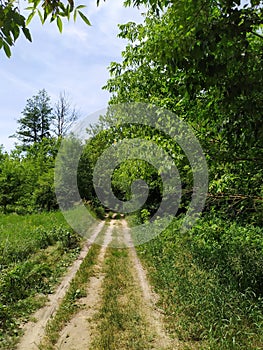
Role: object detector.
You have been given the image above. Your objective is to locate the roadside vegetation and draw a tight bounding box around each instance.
[98,1,262,348]
[0,212,82,349]
[136,215,263,349]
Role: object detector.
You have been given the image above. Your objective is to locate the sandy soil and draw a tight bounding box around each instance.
[16,221,105,350]
[122,220,179,350]
[54,221,114,350]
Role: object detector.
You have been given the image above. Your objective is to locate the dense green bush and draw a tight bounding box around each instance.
[189,218,263,297]
[94,206,106,220]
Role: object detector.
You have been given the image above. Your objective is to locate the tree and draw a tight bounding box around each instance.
[0,137,60,213]
[52,92,79,137]
[103,1,263,223]
[55,135,84,209]
[2,0,262,57]
[12,89,53,148]
[0,155,27,213]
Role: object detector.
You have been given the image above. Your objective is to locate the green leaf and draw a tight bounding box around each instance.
[26,12,35,26]
[78,11,91,26]
[31,0,41,9]
[66,5,71,21]
[4,35,13,46]
[22,27,32,42]
[57,16,63,33]
[12,25,20,41]
[37,9,44,24]
[75,5,86,10]
[3,42,11,58]
[73,9,77,22]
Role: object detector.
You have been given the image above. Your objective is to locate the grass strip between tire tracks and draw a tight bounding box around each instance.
[91,234,153,350]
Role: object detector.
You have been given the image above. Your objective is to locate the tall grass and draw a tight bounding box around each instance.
[137,215,263,349]
[0,212,82,349]
[0,212,75,266]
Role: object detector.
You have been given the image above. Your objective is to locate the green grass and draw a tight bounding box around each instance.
[136,215,263,350]
[0,211,77,266]
[92,235,151,350]
[0,211,83,349]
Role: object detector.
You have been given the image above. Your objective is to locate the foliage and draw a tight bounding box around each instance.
[104,0,263,224]
[0,90,81,214]
[0,0,31,57]
[1,0,262,58]
[0,137,59,213]
[0,155,27,213]
[55,135,83,209]
[79,116,194,220]
[94,206,106,219]
[11,89,53,148]
[0,0,91,57]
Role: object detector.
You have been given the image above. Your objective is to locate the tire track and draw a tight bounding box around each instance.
[122,219,179,350]
[17,219,177,350]
[17,221,105,350]
[54,221,114,350]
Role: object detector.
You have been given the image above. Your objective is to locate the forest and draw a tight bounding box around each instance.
[0,0,262,349]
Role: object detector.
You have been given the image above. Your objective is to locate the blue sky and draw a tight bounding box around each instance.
[0,1,144,151]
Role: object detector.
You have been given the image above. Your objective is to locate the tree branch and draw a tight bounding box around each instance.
[251,31,263,40]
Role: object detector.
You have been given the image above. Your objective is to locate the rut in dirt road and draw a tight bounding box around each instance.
[54,221,114,350]
[123,220,178,350]
[17,221,105,350]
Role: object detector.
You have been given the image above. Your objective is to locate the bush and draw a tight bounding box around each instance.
[94,206,105,220]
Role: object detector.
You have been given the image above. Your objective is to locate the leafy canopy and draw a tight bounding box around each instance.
[1,0,262,57]
[103,0,263,223]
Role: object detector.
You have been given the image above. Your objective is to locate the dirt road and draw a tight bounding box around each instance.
[17,220,178,350]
